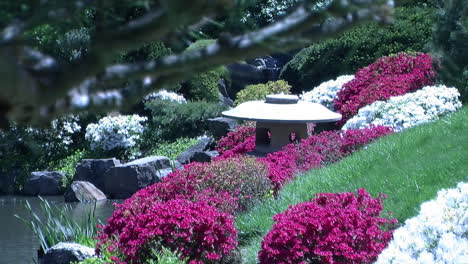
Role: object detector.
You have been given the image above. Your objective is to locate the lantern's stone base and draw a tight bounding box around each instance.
[255,122,309,153]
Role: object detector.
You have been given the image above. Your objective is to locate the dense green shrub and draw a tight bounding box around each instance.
[0,116,84,192]
[144,99,226,141]
[234,80,291,105]
[430,0,468,103]
[181,39,230,102]
[147,138,198,160]
[280,7,435,93]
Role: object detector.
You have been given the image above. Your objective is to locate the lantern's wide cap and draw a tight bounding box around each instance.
[222,94,342,123]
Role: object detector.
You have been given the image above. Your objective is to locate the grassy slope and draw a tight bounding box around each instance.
[236,106,468,263]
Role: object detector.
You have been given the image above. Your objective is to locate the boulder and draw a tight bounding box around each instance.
[22,171,65,196]
[191,151,219,163]
[176,137,216,164]
[64,181,106,202]
[40,242,95,264]
[207,117,238,140]
[105,156,171,199]
[73,158,120,191]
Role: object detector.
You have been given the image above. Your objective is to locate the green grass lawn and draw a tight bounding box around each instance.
[236,106,468,263]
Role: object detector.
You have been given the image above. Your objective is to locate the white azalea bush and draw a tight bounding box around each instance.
[85,114,147,159]
[144,89,186,103]
[300,75,354,110]
[343,85,462,132]
[375,182,468,264]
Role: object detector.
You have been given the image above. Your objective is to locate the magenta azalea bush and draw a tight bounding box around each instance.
[98,124,393,262]
[260,126,393,193]
[98,199,237,264]
[334,52,436,125]
[216,125,255,158]
[258,189,397,264]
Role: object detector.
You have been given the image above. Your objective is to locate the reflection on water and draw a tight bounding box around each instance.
[0,196,119,264]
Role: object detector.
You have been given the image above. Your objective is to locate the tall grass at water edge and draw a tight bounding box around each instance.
[236,106,468,263]
[15,197,100,254]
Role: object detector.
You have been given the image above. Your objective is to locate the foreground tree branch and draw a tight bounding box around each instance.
[0,0,394,126]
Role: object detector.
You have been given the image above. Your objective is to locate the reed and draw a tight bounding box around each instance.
[15,197,100,253]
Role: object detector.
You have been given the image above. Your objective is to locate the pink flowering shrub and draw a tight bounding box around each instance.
[98,199,237,264]
[341,125,393,154]
[261,126,392,193]
[258,189,397,264]
[97,156,271,262]
[216,126,255,158]
[334,53,436,125]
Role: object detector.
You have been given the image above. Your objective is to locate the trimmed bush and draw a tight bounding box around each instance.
[334,52,435,125]
[144,99,226,141]
[375,182,468,264]
[181,39,230,102]
[280,7,435,93]
[258,189,397,264]
[97,199,237,264]
[234,80,291,106]
[343,85,463,132]
[133,155,271,213]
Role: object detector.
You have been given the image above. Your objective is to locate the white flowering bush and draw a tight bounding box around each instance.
[375,182,468,264]
[51,115,82,146]
[85,115,147,159]
[343,85,463,132]
[300,75,354,110]
[144,89,186,103]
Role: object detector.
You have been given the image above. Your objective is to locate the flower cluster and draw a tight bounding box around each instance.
[85,114,147,159]
[300,75,354,110]
[259,189,397,264]
[343,85,462,132]
[98,199,237,264]
[375,182,468,264]
[260,126,393,193]
[144,89,187,103]
[334,53,436,125]
[51,115,82,146]
[98,156,270,262]
[216,125,256,158]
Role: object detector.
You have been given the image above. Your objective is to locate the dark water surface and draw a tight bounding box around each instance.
[0,196,119,264]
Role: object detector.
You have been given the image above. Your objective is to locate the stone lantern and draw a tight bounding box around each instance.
[222,94,342,153]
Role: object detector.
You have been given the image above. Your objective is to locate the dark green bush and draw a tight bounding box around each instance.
[280,7,435,93]
[430,0,468,103]
[180,39,230,102]
[234,80,292,105]
[144,99,226,142]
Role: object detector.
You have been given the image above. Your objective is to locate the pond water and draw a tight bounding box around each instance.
[0,196,119,264]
